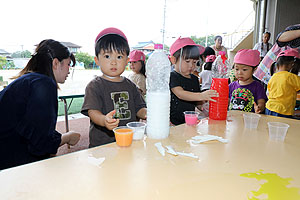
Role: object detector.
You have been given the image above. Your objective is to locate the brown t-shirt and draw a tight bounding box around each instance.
[81,76,146,147]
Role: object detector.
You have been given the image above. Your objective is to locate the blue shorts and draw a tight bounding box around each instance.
[265,108,293,119]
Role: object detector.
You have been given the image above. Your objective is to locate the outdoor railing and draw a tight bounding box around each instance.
[223,10,255,50]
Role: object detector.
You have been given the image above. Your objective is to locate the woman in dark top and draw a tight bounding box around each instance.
[0,39,80,170]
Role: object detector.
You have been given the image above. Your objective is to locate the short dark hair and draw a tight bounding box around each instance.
[277,56,294,67]
[172,45,200,62]
[264,32,271,37]
[214,35,222,41]
[95,34,130,56]
[202,47,215,57]
[276,56,300,75]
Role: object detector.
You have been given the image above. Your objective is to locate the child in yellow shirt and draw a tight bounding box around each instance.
[266,49,300,118]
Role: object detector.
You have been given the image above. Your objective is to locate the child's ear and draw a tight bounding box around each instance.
[94,56,100,66]
[253,66,257,72]
[127,57,130,63]
[170,56,177,64]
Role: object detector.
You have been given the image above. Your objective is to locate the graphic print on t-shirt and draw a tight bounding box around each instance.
[229,88,254,112]
[111,91,131,120]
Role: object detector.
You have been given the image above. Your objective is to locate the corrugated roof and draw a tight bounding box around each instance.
[60,42,81,48]
[132,41,154,49]
[0,49,10,54]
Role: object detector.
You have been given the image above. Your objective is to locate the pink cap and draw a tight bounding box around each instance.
[129,50,146,62]
[154,44,163,49]
[170,37,205,56]
[205,55,216,63]
[95,27,127,44]
[234,49,260,67]
[276,49,300,61]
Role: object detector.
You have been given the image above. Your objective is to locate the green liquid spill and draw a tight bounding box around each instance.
[241,170,300,200]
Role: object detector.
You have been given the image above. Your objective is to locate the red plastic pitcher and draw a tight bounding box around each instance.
[209,78,229,120]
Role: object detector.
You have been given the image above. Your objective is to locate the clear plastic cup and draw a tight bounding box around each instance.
[126,122,146,140]
[183,111,199,126]
[243,113,261,129]
[113,126,133,147]
[268,122,289,141]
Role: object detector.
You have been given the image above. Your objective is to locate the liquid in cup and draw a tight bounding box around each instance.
[243,113,261,129]
[126,122,146,140]
[184,111,199,125]
[268,122,289,141]
[113,126,133,147]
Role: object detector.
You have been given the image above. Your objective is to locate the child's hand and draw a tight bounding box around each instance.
[201,90,219,102]
[254,102,262,114]
[105,110,120,130]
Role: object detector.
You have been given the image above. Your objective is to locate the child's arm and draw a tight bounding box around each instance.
[199,77,202,84]
[254,99,266,114]
[137,107,147,120]
[171,86,218,102]
[88,109,119,130]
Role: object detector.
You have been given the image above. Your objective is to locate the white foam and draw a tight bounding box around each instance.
[146,91,170,139]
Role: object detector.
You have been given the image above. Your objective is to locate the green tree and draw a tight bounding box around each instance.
[0,56,7,69]
[190,35,215,47]
[75,52,94,69]
[11,50,31,58]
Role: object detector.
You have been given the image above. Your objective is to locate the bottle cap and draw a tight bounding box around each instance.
[154,44,163,49]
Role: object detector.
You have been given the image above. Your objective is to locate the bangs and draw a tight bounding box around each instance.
[95,34,130,56]
[173,45,200,61]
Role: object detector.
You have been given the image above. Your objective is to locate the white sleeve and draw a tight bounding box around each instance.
[253,43,259,50]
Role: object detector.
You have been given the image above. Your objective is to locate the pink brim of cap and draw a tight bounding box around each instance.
[170,37,205,56]
[95,27,127,44]
[276,48,300,61]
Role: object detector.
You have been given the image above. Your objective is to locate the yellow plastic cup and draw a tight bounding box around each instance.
[113,126,133,147]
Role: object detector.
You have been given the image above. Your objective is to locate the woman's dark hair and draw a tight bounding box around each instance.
[172,45,200,62]
[214,35,222,41]
[204,62,212,70]
[13,39,75,83]
[95,34,130,56]
[140,61,146,77]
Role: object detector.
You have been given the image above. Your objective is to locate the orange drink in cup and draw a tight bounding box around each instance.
[113,126,133,147]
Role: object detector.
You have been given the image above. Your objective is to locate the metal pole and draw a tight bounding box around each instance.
[62,98,70,149]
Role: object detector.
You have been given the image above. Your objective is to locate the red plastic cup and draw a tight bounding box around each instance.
[209,78,229,120]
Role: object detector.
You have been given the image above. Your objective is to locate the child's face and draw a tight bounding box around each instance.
[174,58,198,77]
[234,64,254,84]
[95,49,129,78]
[129,61,142,74]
